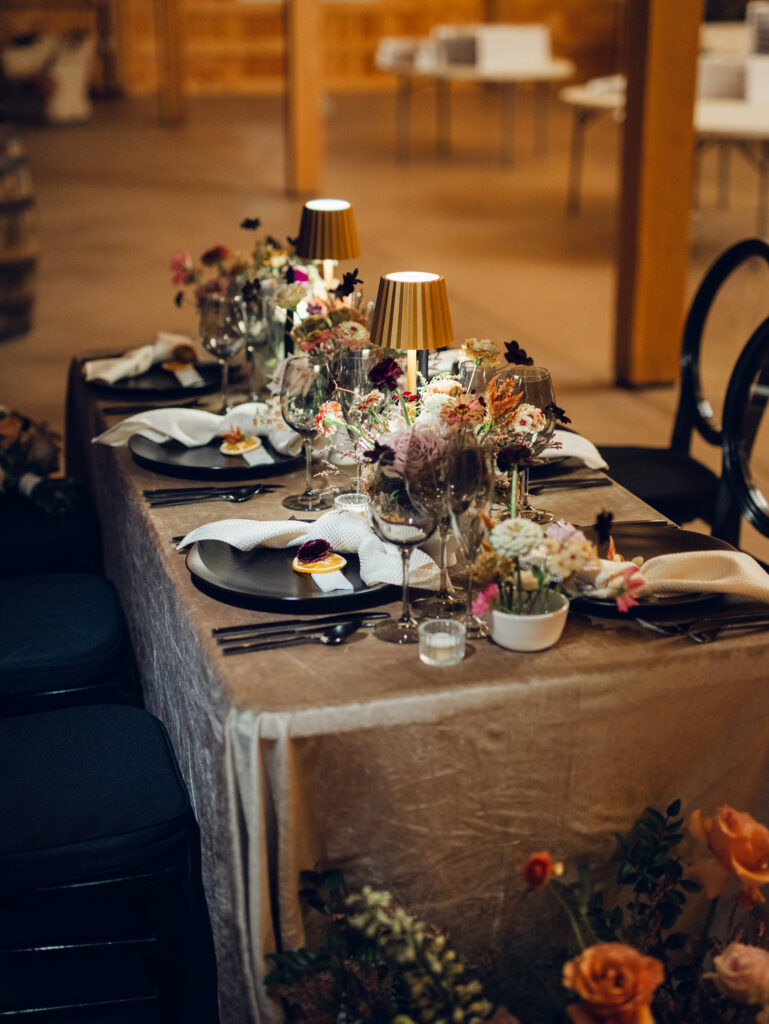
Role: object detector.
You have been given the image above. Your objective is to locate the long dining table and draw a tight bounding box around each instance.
[66,358,769,1024]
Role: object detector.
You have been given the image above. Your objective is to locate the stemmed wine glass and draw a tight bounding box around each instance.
[279,354,334,512]
[505,365,557,524]
[198,293,247,414]
[367,458,439,644]
[335,349,386,494]
[447,436,494,638]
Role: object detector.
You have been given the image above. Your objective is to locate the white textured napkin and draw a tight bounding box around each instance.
[92,401,302,459]
[576,550,769,603]
[177,509,441,590]
[542,429,608,470]
[83,332,198,385]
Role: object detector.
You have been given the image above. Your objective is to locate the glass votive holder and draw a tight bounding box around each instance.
[334,492,370,516]
[418,618,466,667]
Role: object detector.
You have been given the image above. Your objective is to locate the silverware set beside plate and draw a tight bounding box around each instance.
[528,475,612,495]
[144,483,283,508]
[636,609,769,643]
[213,611,390,654]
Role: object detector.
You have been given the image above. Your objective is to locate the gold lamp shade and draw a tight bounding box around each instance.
[369,272,454,393]
[294,198,359,262]
[368,272,454,351]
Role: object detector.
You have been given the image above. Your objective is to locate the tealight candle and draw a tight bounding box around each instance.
[418,619,466,667]
[334,492,370,516]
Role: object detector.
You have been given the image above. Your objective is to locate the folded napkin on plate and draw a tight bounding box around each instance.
[92,401,302,462]
[176,509,441,592]
[83,332,198,385]
[577,550,769,604]
[542,429,608,470]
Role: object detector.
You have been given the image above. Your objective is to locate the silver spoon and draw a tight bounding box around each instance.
[222,620,362,655]
[148,485,263,508]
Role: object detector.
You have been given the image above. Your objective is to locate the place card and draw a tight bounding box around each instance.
[172,364,206,387]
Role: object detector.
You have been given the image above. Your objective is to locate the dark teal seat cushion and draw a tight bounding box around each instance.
[0,492,102,579]
[0,573,125,695]
[0,705,193,890]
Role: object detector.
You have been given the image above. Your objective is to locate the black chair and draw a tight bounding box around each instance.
[0,572,136,718]
[0,485,103,580]
[712,313,769,551]
[0,704,219,1022]
[597,237,769,544]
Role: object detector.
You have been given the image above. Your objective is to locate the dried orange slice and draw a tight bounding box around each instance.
[219,437,262,456]
[161,360,195,372]
[292,552,347,574]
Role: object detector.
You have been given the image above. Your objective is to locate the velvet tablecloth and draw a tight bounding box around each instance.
[67,360,769,1024]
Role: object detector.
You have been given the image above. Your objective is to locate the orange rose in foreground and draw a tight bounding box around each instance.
[522,851,564,889]
[688,806,769,905]
[562,943,664,1024]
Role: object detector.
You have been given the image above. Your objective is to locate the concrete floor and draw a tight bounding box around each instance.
[3,88,768,556]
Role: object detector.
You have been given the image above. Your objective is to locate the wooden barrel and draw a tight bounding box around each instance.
[0,128,38,340]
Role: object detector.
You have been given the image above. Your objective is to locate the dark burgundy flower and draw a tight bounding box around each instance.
[240,278,261,303]
[362,443,395,467]
[285,265,296,284]
[545,402,571,425]
[240,217,261,231]
[496,443,534,472]
[296,539,332,563]
[200,245,229,266]
[595,510,613,544]
[369,357,402,392]
[504,340,534,366]
[326,376,337,400]
[174,290,184,308]
[286,235,299,249]
[333,268,364,298]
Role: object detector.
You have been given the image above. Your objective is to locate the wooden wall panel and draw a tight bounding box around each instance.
[3,0,623,97]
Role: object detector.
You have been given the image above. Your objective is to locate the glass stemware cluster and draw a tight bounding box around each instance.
[198,293,248,414]
[279,354,334,512]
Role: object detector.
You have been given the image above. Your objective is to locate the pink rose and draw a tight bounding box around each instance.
[709,943,769,1005]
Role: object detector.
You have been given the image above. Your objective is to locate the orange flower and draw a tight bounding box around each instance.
[485,376,523,423]
[522,851,564,889]
[0,414,23,449]
[562,943,664,1024]
[688,806,769,905]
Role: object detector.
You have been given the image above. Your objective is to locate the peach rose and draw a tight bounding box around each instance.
[708,942,769,1005]
[522,851,564,890]
[688,806,769,905]
[562,943,664,1024]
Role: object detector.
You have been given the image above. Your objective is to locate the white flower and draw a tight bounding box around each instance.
[460,338,503,366]
[274,282,307,310]
[511,403,546,434]
[413,392,456,433]
[489,518,543,559]
[422,376,464,397]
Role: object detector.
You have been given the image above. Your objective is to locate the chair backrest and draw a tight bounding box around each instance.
[713,313,769,540]
[670,237,769,455]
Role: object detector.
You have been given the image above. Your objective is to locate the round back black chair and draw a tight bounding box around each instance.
[712,313,769,550]
[597,237,769,543]
[0,704,219,1022]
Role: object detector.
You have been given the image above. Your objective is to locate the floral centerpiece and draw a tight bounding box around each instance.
[0,405,81,514]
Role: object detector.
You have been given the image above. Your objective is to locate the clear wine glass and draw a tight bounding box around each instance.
[505,365,557,524]
[198,293,247,414]
[446,436,494,638]
[279,354,334,512]
[368,459,438,644]
[335,348,386,494]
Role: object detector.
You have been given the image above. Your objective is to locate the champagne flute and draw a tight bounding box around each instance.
[505,365,557,523]
[335,348,386,493]
[198,293,247,414]
[279,355,334,512]
[367,458,438,644]
[447,436,494,638]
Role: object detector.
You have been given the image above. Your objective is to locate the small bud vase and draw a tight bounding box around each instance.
[486,591,569,652]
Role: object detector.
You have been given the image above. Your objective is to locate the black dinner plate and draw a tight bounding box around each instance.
[128,434,301,480]
[570,522,737,618]
[186,541,395,612]
[86,362,225,399]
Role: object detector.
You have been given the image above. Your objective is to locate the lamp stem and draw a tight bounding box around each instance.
[406,350,418,394]
[322,259,336,292]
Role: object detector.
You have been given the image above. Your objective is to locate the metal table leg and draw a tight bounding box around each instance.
[566,108,594,215]
[499,81,516,166]
[534,81,549,156]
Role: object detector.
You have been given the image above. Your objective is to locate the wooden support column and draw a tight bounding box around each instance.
[154,0,185,125]
[285,0,322,196]
[614,0,701,386]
